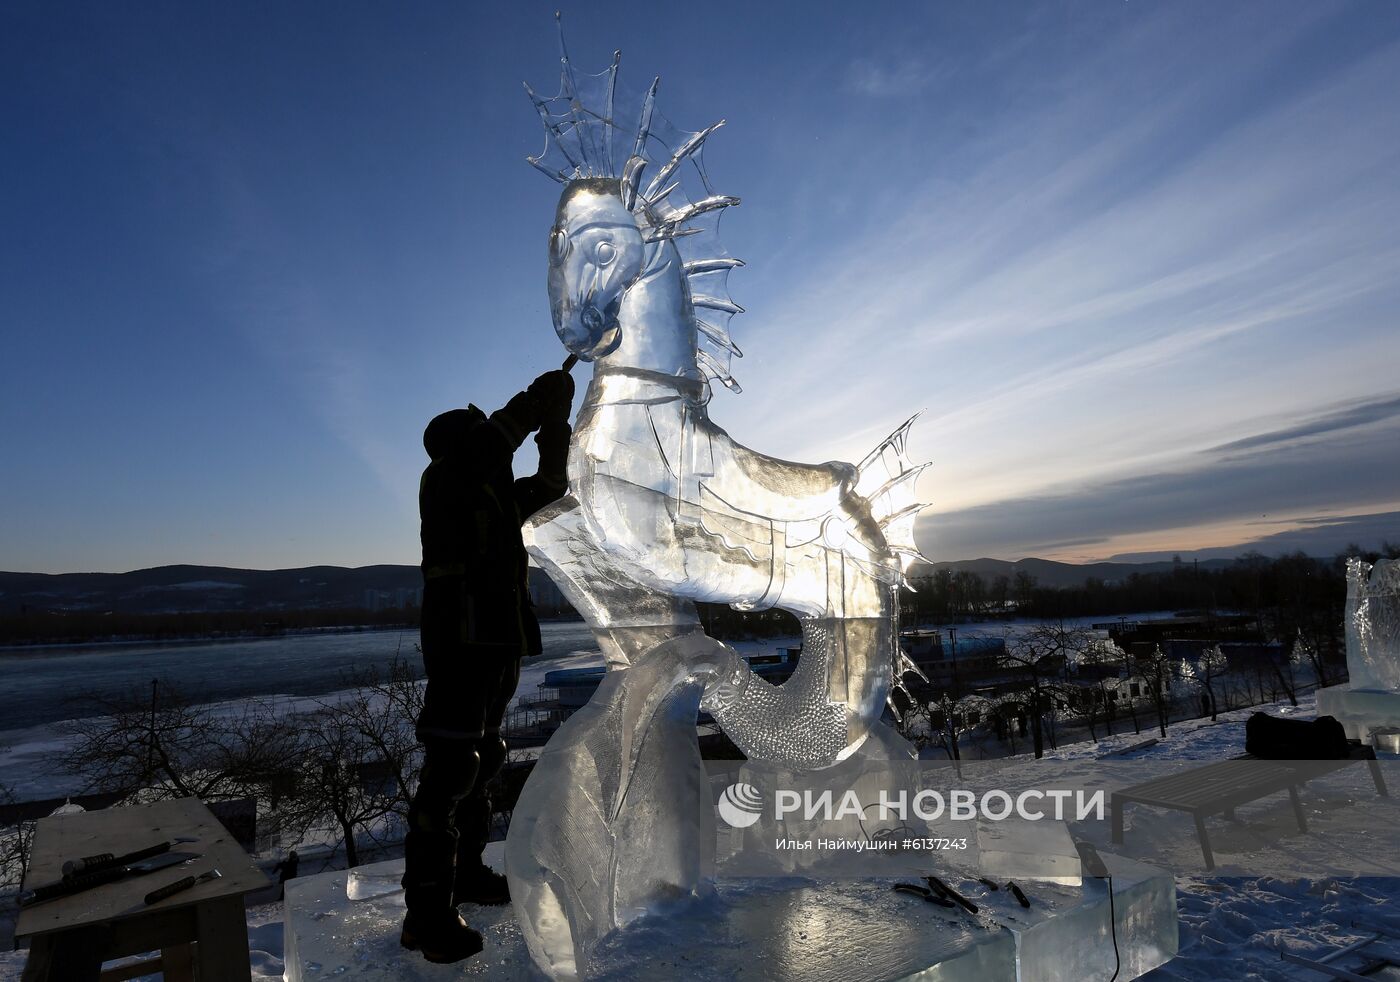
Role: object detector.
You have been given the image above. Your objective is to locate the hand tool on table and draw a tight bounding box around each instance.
[144,868,222,905]
[62,837,199,877]
[19,851,199,907]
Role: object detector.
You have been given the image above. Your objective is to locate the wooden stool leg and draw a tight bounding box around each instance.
[22,925,107,982]
[1288,786,1308,833]
[160,942,196,982]
[194,896,252,982]
[20,935,59,982]
[1193,813,1215,871]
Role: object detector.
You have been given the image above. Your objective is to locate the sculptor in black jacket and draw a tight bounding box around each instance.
[401,367,573,964]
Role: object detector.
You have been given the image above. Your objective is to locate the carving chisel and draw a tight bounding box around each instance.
[62,836,198,877]
[144,867,222,905]
[20,851,199,907]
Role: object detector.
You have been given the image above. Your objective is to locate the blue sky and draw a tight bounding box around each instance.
[3,2,1399,574]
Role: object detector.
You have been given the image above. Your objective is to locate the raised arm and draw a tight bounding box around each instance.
[515,370,574,520]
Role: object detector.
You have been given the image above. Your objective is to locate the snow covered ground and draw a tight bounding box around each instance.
[1059,691,1400,979]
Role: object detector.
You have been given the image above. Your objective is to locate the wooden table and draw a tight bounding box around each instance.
[17,797,270,982]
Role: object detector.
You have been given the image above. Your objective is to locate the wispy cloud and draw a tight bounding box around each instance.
[721,8,1400,561]
[844,57,946,97]
[1212,393,1400,454]
[917,416,1400,561]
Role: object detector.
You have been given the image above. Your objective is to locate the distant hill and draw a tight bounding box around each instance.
[909,556,1236,590]
[0,564,427,615]
[0,557,1241,616]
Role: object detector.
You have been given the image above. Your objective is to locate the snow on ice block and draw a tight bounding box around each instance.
[283,850,536,982]
[587,862,1175,981]
[585,878,1015,981]
[283,849,1174,981]
[977,817,1082,887]
[1317,685,1400,743]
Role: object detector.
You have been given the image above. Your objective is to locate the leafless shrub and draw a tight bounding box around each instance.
[59,682,301,803]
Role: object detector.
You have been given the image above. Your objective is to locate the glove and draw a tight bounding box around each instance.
[498,389,544,440]
[536,419,571,479]
[528,369,575,421]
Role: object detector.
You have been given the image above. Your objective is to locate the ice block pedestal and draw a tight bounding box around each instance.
[1318,686,1400,743]
[977,817,1083,887]
[283,854,533,982]
[283,853,1176,981]
[996,853,1178,981]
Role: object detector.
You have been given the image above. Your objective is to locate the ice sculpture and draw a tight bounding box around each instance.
[504,20,930,979]
[1344,557,1400,691]
[1318,557,1400,743]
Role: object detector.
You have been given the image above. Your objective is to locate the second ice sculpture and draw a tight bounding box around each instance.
[1345,557,1400,692]
[504,24,930,979]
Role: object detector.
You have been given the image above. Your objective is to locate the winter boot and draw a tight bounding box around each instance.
[400,910,483,964]
[453,862,511,906]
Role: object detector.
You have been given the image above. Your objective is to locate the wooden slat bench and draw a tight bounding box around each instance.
[1110,744,1388,871]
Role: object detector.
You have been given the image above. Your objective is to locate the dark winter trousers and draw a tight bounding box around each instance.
[402,639,521,915]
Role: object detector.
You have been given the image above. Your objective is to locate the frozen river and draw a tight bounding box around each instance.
[0,621,600,733]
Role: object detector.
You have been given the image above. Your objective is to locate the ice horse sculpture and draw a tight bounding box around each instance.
[504,24,929,979]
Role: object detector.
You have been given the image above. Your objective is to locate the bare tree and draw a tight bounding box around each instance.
[1135,645,1179,738]
[1108,678,1142,734]
[1183,645,1230,721]
[901,691,990,772]
[275,656,426,868]
[0,780,37,893]
[1072,639,1126,742]
[1012,571,1037,612]
[321,657,424,825]
[280,703,397,869]
[997,622,1093,759]
[60,681,301,803]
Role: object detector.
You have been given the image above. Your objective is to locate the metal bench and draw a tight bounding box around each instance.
[1110,744,1388,871]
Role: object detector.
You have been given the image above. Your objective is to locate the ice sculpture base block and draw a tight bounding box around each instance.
[283,854,1176,981]
[1318,685,1400,743]
[976,816,1083,887]
[283,852,536,982]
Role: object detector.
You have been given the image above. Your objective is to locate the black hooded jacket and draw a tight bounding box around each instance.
[419,392,569,657]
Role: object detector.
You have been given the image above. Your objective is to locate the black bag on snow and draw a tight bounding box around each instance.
[1244,712,1349,760]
